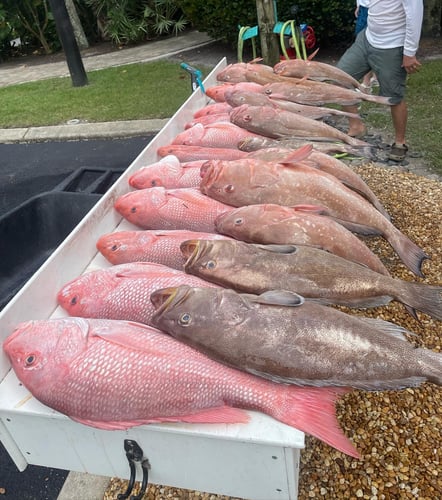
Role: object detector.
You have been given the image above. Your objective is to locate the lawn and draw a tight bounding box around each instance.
[1,58,441,172]
[360,59,442,172]
[0,60,211,127]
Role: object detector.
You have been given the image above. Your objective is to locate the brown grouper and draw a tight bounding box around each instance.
[151,285,442,391]
[180,239,442,321]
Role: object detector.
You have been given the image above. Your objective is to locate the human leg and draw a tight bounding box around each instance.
[337,31,371,136]
[391,100,407,145]
[388,100,409,161]
[368,46,408,160]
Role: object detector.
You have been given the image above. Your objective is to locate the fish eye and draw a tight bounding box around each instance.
[234,217,243,225]
[130,207,137,213]
[224,184,234,193]
[25,354,36,366]
[178,312,192,326]
[206,260,216,270]
[111,244,118,251]
[70,296,78,306]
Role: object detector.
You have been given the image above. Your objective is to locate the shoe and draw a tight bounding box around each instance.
[388,143,408,161]
[360,83,372,94]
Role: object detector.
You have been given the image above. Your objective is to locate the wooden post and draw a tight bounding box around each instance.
[256,0,280,66]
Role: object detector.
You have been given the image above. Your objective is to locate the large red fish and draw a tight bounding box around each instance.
[3,316,359,457]
[273,58,367,91]
[214,203,389,275]
[225,89,360,120]
[171,122,263,149]
[114,187,233,232]
[216,60,275,84]
[229,104,370,147]
[97,229,231,269]
[157,145,249,162]
[56,262,219,324]
[247,147,388,219]
[206,81,263,102]
[129,156,204,189]
[192,102,232,118]
[259,80,392,106]
[201,159,428,277]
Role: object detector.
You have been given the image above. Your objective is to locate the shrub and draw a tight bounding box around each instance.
[178,0,355,50]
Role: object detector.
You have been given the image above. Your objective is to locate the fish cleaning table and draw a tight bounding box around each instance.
[0,60,304,500]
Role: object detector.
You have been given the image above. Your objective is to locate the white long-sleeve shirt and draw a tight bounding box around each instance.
[366,0,423,56]
[357,0,370,8]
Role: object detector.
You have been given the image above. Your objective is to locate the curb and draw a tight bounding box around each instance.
[0,119,169,143]
[57,472,111,500]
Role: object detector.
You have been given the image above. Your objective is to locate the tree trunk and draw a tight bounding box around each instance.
[423,0,441,36]
[65,0,89,49]
[255,0,280,66]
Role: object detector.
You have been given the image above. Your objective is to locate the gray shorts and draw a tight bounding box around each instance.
[337,29,407,104]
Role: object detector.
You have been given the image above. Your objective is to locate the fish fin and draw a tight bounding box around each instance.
[422,350,442,386]
[291,204,331,215]
[356,317,419,341]
[255,243,298,254]
[305,296,393,308]
[275,386,361,459]
[307,47,320,60]
[330,217,383,236]
[71,407,250,430]
[398,282,442,321]
[387,228,429,278]
[278,143,313,163]
[246,290,305,307]
[91,322,172,354]
[172,406,251,424]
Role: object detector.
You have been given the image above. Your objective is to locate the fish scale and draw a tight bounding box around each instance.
[114,187,234,232]
[56,262,220,325]
[96,230,231,268]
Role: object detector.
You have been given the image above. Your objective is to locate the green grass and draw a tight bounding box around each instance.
[1,58,441,172]
[0,60,211,128]
[361,59,442,172]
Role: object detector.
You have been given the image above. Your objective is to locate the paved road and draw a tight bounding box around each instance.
[0,135,152,500]
[0,136,150,215]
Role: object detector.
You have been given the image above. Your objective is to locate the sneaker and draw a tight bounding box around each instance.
[388,143,408,161]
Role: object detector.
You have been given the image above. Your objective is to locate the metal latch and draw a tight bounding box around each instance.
[117,439,151,500]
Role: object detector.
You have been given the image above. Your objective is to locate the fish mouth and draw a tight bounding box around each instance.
[199,162,220,192]
[150,286,192,315]
[180,239,206,268]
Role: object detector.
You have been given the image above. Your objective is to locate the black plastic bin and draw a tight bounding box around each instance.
[0,167,123,310]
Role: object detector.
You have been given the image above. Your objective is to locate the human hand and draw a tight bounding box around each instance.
[403,55,422,74]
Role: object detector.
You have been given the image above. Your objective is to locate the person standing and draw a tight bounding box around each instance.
[337,0,424,161]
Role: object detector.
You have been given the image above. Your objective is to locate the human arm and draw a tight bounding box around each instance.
[401,0,424,73]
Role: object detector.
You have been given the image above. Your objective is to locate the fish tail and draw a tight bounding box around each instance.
[398,283,442,321]
[421,349,442,386]
[386,226,429,277]
[276,386,361,459]
[360,93,393,106]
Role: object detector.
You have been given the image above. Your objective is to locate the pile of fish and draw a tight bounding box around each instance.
[4,58,441,461]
